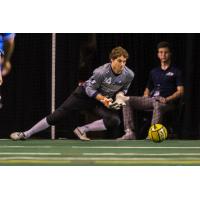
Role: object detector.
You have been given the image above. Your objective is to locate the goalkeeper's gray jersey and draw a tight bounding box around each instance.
[84,63,134,99]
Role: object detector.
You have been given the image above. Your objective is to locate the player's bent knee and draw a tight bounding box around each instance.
[104,116,121,128]
[46,113,63,125]
[46,115,56,125]
[46,108,67,125]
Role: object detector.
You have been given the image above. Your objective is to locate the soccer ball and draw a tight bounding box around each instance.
[148,124,167,143]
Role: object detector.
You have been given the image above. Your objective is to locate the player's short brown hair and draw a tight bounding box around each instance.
[157,41,171,52]
[109,46,129,60]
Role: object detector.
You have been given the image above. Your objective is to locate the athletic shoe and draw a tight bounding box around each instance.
[10,132,26,140]
[117,129,136,140]
[73,128,90,141]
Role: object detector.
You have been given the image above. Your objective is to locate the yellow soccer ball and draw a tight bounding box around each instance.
[148,124,167,143]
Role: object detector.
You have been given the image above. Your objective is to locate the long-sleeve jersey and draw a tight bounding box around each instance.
[0,33,15,71]
[84,63,134,99]
[0,33,15,55]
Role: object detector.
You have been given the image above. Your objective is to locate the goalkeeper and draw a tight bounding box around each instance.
[10,46,134,141]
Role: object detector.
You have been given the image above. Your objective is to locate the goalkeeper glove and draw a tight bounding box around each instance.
[109,92,128,110]
[100,97,113,108]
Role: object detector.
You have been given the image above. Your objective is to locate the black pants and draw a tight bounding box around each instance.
[46,86,120,129]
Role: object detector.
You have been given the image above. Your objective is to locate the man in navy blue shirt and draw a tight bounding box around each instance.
[117,41,184,140]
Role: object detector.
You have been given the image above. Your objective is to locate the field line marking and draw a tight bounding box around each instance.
[0,146,52,148]
[95,160,200,165]
[1,159,200,165]
[0,156,200,161]
[72,146,200,149]
[83,153,200,156]
[0,153,61,155]
[0,139,11,140]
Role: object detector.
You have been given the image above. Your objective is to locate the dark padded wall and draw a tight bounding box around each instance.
[0,33,199,139]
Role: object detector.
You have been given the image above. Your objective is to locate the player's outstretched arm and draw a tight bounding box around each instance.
[0,70,3,86]
[2,37,15,76]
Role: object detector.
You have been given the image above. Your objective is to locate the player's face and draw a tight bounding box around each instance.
[157,47,171,62]
[111,56,127,74]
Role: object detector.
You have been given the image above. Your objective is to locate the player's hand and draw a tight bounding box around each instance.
[100,97,113,108]
[2,61,11,76]
[109,98,126,110]
[109,92,128,110]
[157,97,167,104]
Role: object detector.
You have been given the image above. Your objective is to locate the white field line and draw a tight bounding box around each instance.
[0,146,52,148]
[0,156,199,161]
[0,153,61,155]
[72,146,200,149]
[83,153,200,156]
[0,139,10,140]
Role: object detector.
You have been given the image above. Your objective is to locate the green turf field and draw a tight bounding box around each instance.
[0,139,200,165]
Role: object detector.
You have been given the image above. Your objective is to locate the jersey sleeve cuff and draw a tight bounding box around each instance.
[92,91,99,98]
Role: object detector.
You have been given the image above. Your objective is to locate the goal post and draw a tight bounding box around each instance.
[51,33,56,139]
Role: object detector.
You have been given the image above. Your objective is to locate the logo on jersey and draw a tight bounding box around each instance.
[104,77,112,84]
[91,79,96,84]
[166,72,174,76]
